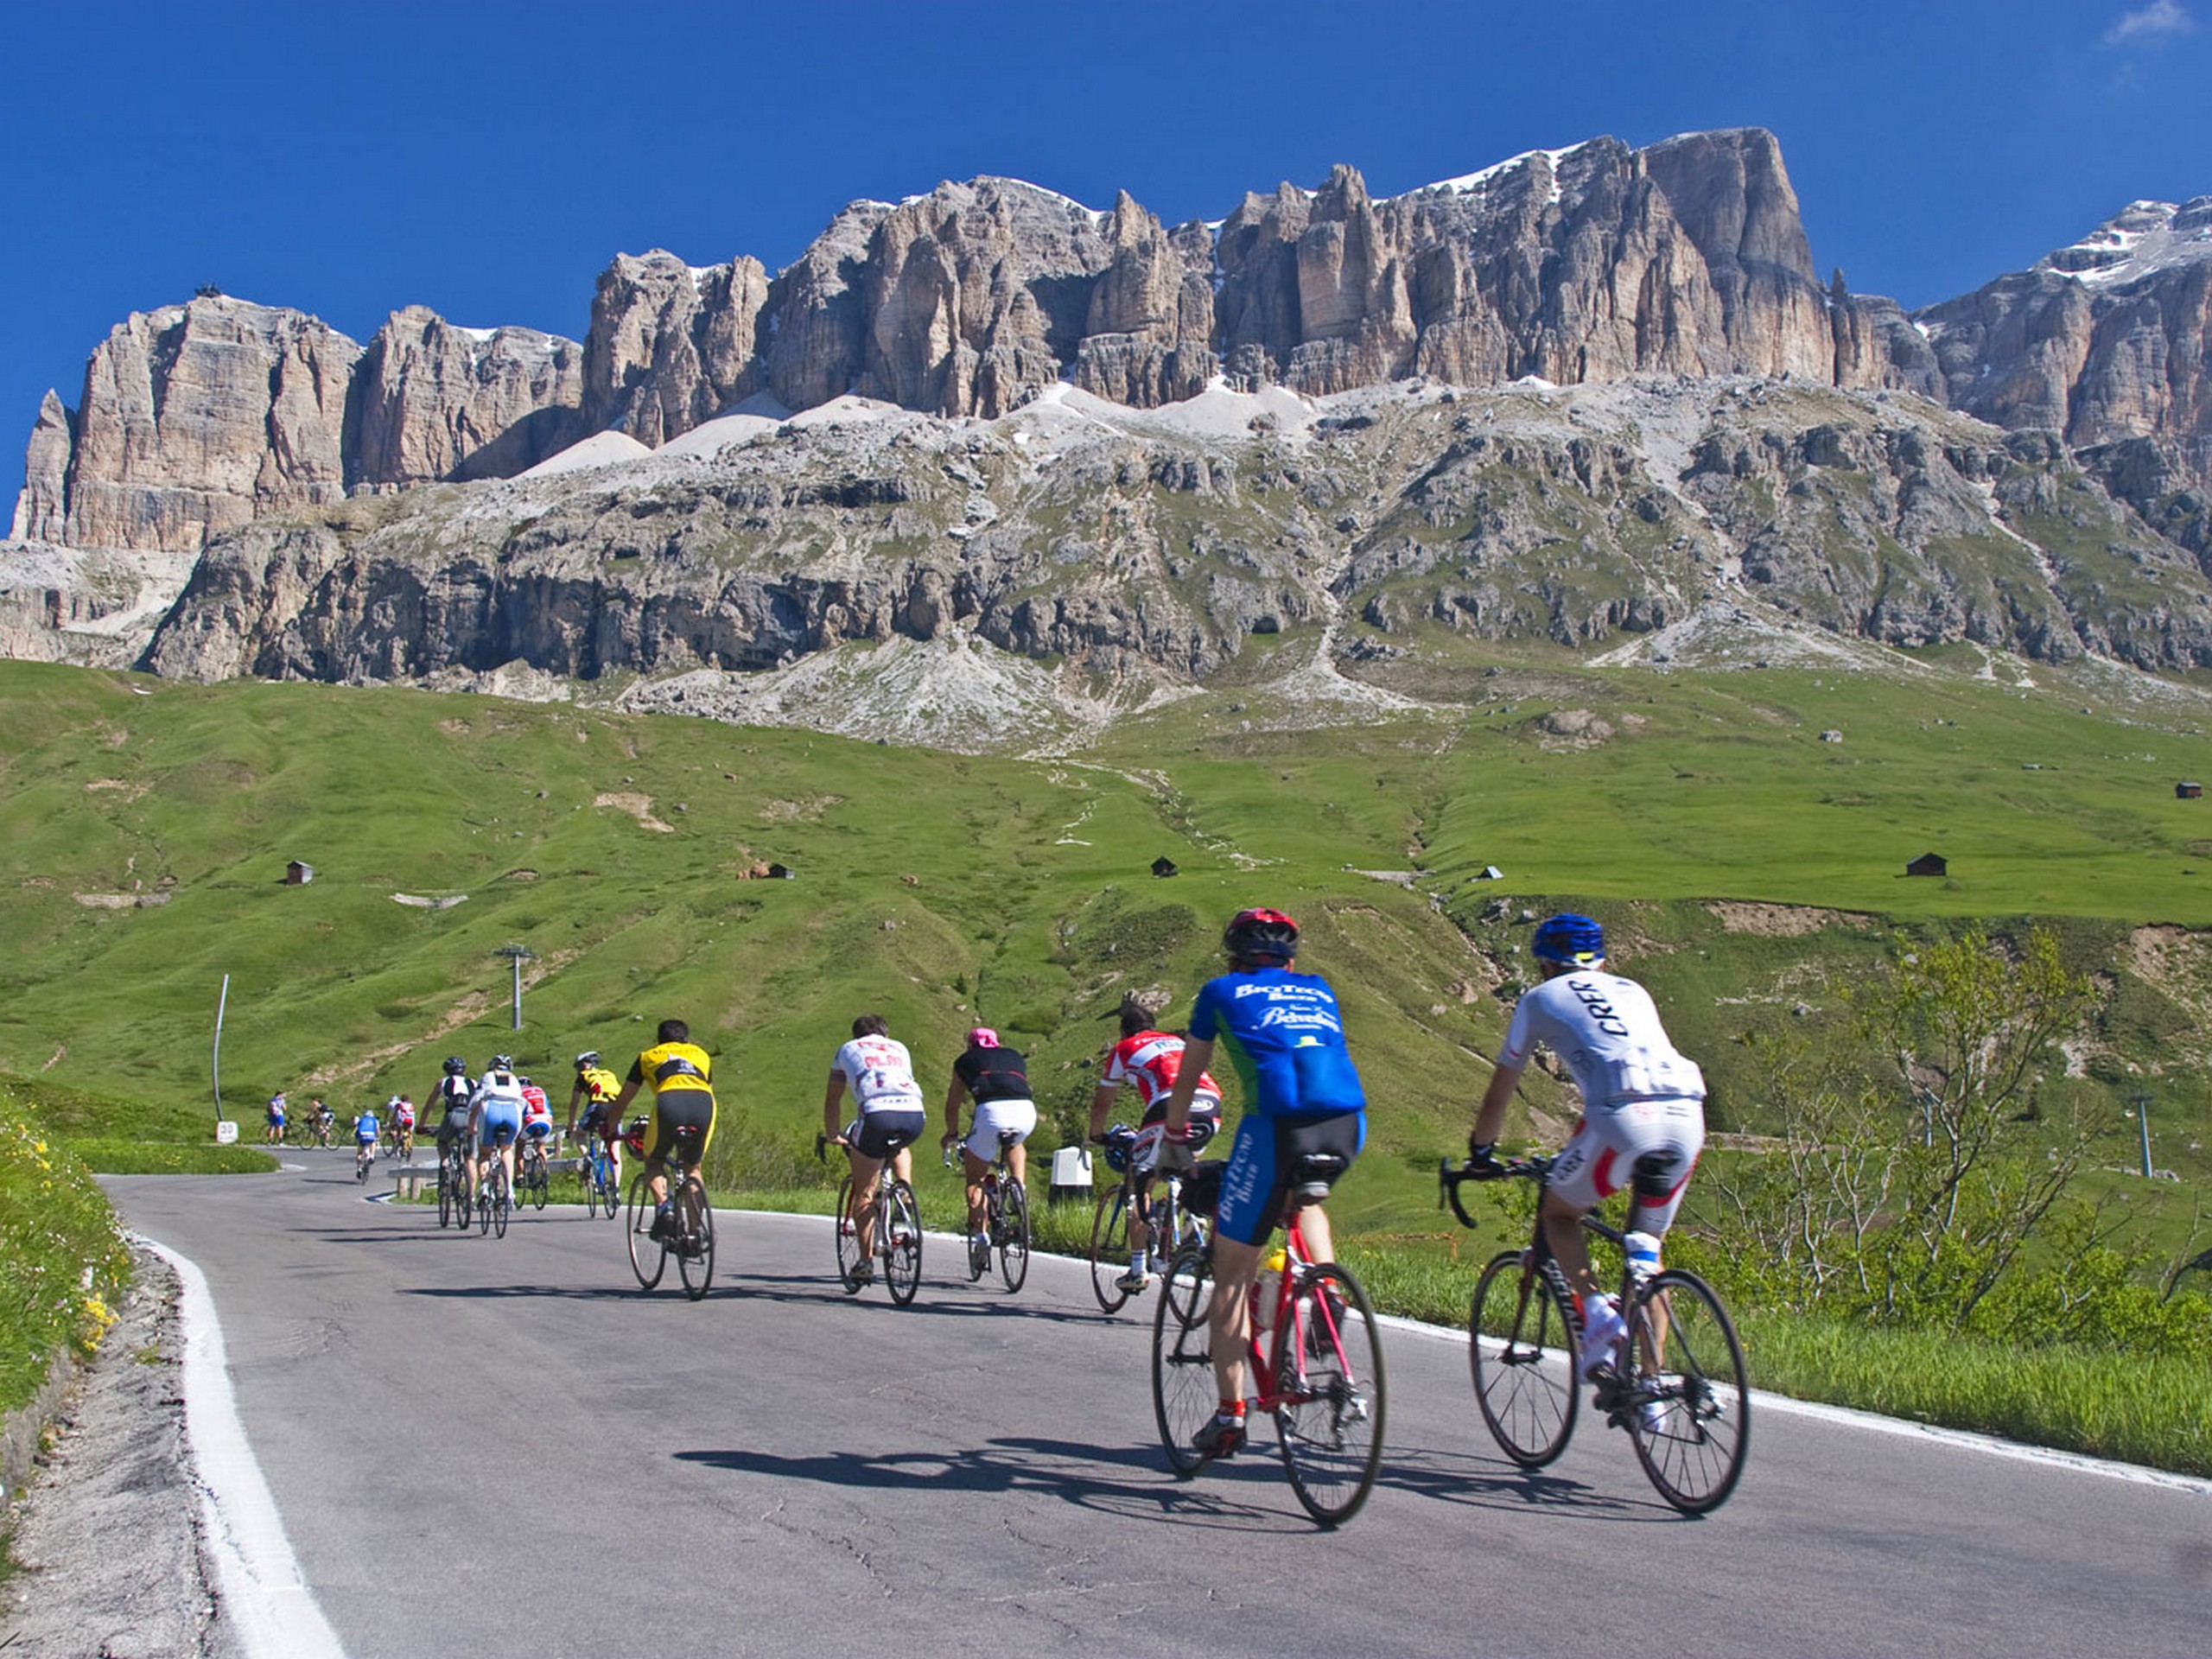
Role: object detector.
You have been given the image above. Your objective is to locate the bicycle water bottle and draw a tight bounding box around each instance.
[1624,1230,1662,1286]
[1253,1244,1287,1332]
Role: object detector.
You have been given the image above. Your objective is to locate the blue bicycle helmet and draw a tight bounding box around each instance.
[1531,912,1605,967]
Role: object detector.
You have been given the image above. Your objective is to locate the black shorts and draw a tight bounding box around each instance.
[1216,1109,1365,1248]
[435,1116,469,1150]
[645,1090,715,1166]
[849,1109,925,1160]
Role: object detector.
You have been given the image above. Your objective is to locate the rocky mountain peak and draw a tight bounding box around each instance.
[2037,197,2212,287]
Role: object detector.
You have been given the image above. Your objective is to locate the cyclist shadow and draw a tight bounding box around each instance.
[717,1274,1105,1325]
[404,1283,664,1302]
[676,1434,1292,1532]
[1380,1443,1655,1522]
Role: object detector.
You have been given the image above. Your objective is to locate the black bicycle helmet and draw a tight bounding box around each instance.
[1223,906,1299,964]
[1531,912,1606,967]
[443,1055,467,1075]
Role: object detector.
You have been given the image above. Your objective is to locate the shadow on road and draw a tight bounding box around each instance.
[675,1433,1303,1531]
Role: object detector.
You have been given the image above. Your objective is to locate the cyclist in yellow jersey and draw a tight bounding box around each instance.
[565,1050,627,1186]
[608,1019,716,1242]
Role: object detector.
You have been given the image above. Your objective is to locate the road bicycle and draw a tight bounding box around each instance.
[580,1128,622,1219]
[817,1131,921,1306]
[435,1139,468,1229]
[1440,1154,1749,1515]
[517,1134,553,1211]
[353,1139,377,1183]
[389,1121,416,1166]
[1150,1154,1385,1526]
[283,1117,318,1149]
[626,1122,714,1300]
[945,1132,1029,1294]
[1089,1124,1214,1313]
[474,1152,511,1239]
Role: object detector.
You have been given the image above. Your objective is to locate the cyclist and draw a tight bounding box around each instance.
[940,1027,1037,1271]
[429,1057,474,1175]
[824,1014,925,1285]
[467,1055,528,1208]
[607,1020,716,1242]
[264,1090,287,1146]
[1162,907,1366,1461]
[388,1095,416,1163]
[518,1075,555,1193]
[565,1050,626,1187]
[1088,997,1224,1292]
[309,1097,335,1147]
[353,1103,380,1177]
[1466,912,1706,1384]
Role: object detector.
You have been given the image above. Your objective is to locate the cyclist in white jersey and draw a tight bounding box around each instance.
[823,1014,927,1283]
[467,1056,529,1205]
[1469,912,1707,1380]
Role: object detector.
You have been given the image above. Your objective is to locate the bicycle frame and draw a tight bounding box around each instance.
[1244,1203,1350,1413]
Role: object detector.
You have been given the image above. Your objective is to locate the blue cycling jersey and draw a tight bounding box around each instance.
[1186,966,1365,1116]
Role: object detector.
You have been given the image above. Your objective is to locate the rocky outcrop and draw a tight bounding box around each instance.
[582,253,768,443]
[10,391,72,543]
[353,308,586,487]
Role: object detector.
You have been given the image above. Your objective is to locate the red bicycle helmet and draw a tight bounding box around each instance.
[1223,907,1300,963]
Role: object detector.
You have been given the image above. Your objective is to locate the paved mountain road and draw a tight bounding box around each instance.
[110,1158,2207,1658]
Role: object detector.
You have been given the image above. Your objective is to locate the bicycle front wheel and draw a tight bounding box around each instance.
[834,1175,861,1293]
[996,1179,1030,1294]
[1470,1248,1579,1467]
[1150,1246,1216,1476]
[677,1177,715,1301]
[1626,1268,1749,1514]
[885,1181,922,1306]
[626,1173,666,1290]
[1090,1185,1131,1313]
[1272,1263,1385,1526]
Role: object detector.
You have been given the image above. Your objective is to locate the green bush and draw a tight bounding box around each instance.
[0,1084,132,1414]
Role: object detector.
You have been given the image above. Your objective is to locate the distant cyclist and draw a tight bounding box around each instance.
[608,1020,716,1242]
[825,1014,926,1284]
[518,1076,555,1158]
[467,1055,528,1205]
[1088,997,1224,1291]
[566,1051,626,1185]
[1467,912,1706,1386]
[1163,907,1366,1461]
[309,1097,335,1147]
[430,1057,474,1173]
[388,1095,416,1163]
[353,1104,380,1178]
[265,1090,288,1146]
[940,1027,1036,1271]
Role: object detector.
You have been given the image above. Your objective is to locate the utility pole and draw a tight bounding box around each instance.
[2130,1089,2153,1179]
[496,944,537,1031]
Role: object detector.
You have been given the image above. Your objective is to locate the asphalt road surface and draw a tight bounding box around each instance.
[110,1154,2209,1659]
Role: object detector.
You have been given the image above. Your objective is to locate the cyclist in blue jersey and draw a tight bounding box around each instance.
[1162,907,1365,1460]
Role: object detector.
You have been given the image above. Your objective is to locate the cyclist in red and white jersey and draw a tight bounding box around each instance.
[1468,912,1707,1384]
[824,1014,927,1284]
[1088,997,1223,1291]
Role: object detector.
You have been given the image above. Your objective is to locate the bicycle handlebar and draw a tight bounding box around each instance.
[1437,1154,1552,1230]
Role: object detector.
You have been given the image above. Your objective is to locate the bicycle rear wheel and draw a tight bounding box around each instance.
[885,1181,922,1306]
[583,1155,601,1218]
[626,1173,666,1290]
[834,1175,861,1293]
[437,1162,454,1229]
[1272,1263,1385,1526]
[1625,1268,1749,1514]
[1089,1184,1131,1313]
[677,1177,715,1301]
[600,1161,621,1221]
[1470,1248,1579,1468]
[1150,1245,1216,1476]
[491,1163,509,1238]
[996,1179,1030,1294]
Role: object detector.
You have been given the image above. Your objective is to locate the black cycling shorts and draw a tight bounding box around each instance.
[645,1090,715,1166]
[1216,1109,1365,1248]
[848,1109,925,1160]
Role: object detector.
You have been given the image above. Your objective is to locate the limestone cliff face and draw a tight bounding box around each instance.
[583,252,768,443]
[353,307,586,486]
[10,391,73,543]
[61,296,361,552]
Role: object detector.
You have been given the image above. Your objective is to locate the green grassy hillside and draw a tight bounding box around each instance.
[2,657,2207,1255]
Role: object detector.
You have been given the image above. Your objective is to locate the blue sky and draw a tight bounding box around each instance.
[3,0,2206,507]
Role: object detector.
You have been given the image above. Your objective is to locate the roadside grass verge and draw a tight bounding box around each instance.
[0,1082,132,1417]
[73,1140,278,1175]
[0,1074,274,1176]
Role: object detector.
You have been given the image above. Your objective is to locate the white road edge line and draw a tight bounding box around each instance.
[138,1236,348,1659]
[1372,1312,2212,1498]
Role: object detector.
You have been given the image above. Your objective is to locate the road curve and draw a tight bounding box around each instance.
[110,1156,2209,1659]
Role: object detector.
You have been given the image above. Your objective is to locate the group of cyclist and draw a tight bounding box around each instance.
[370,899,1703,1469]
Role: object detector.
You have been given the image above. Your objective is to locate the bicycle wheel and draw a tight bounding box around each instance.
[582,1156,601,1218]
[626,1173,666,1290]
[1469,1248,1579,1468]
[885,1181,922,1306]
[531,1159,548,1211]
[1272,1263,1385,1526]
[835,1175,861,1293]
[1090,1184,1131,1313]
[476,1167,493,1236]
[996,1179,1030,1294]
[1150,1245,1216,1476]
[437,1162,453,1229]
[677,1177,715,1301]
[1625,1269,1749,1514]
[491,1163,509,1239]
